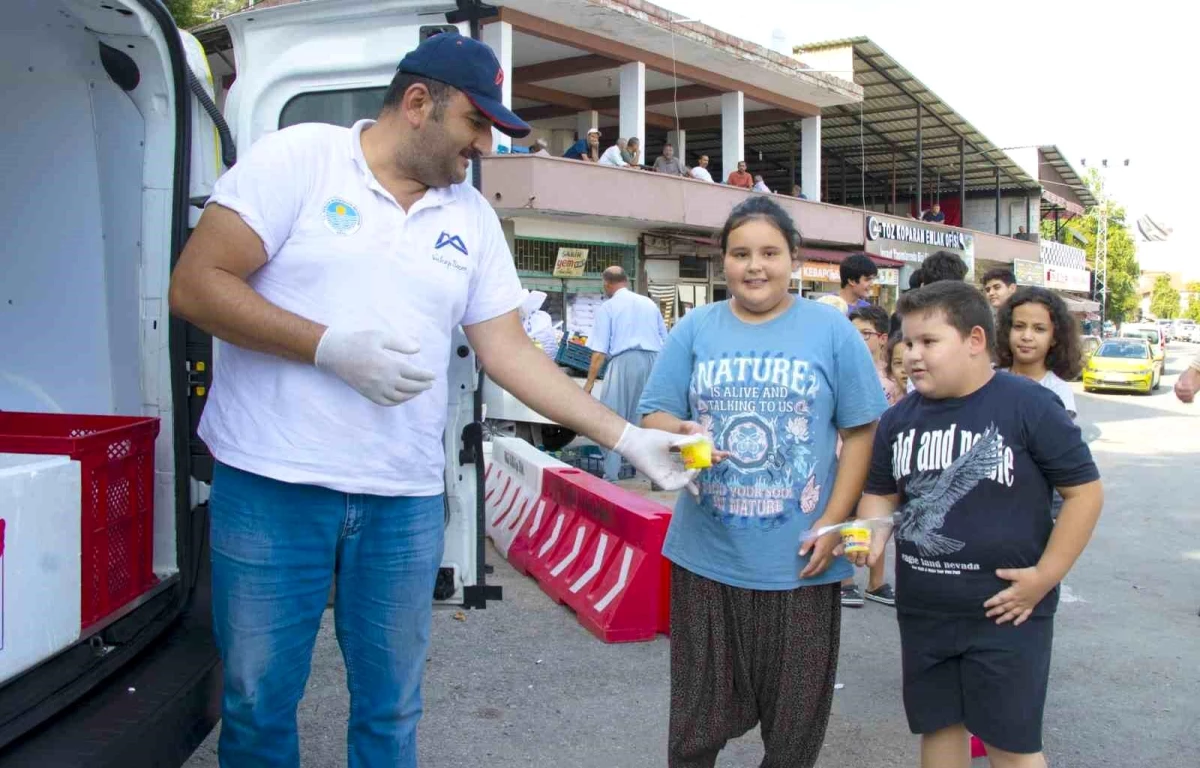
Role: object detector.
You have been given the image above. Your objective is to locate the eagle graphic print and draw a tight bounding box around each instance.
[894,426,1004,557]
[690,353,824,529]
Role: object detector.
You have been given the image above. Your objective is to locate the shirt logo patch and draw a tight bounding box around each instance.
[435,231,469,256]
[322,197,361,235]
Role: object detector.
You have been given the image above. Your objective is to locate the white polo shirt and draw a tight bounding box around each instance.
[198,120,523,496]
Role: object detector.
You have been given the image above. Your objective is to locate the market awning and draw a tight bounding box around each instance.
[801,247,904,268]
[1062,296,1100,313]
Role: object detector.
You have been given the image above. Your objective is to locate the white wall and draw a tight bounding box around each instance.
[512,218,642,245]
[795,44,855,86]
[963,194,1039,236]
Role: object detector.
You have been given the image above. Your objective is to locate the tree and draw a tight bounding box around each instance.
[1149,275,1180,320]
[1185,282,1200,323]
[164,0,245,28]
[1051,168,1141,325]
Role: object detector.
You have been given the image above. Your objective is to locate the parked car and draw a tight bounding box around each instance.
[1156,318,1174,342]
[1083,338,1160,394]
[1172,319,1197,342]
[1119,325,1167,369]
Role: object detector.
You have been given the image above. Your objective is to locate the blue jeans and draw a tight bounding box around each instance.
[209,462,445,768]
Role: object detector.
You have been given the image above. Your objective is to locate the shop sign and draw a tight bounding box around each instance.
[877,268,899,286]
[1013,259,1045,287]
[797,262,842,283]
[864,216,976,283]
[552,247,589,278]
[866,216,975,260]
[1044,264,1090,292]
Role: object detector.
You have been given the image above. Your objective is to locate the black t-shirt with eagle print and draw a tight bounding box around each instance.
[865,371,1099,618]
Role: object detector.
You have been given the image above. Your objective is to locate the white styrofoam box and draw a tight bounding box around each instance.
[0,453,82,684]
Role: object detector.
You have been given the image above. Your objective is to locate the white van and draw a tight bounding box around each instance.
[0,1,491,763]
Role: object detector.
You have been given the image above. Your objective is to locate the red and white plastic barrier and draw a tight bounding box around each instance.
[483,441,674,643]
[483,438,567,573]
[530,468,672,642]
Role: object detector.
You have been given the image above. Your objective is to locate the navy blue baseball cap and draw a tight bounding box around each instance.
[398,32,531,138]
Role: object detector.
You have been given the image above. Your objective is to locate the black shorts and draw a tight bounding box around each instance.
[898,613,1054,754]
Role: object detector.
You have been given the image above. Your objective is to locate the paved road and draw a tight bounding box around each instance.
[185,344,1200,767]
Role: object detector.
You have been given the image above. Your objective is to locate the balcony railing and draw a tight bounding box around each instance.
[480,154,1042,264]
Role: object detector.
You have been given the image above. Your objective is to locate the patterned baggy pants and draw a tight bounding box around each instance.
[668,565,842,768]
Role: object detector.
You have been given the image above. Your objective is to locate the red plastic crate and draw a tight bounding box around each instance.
[0,412,160,629]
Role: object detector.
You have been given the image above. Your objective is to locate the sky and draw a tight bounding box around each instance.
[654,0,1195,268]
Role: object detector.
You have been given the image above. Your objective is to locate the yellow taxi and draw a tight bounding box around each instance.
[1082,338,1160,394]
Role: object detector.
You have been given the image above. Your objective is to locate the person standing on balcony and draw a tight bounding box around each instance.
[584,266,669,481]
[752,175,771,193]
[727,160,753,189]
[563,127,601,162]
[654,142,687,176]
[167,31,697,768]
[622,136,641,166]
[690,155,714,182]
[922,202,946,223]
[600,137,632,167]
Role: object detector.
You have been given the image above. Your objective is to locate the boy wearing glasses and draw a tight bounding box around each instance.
[841,304,899,607]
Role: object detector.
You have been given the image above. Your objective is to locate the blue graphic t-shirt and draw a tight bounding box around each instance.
[638,298,889,590]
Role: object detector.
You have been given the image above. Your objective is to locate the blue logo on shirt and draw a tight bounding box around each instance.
[435,231,468,256]
[322,198,361,235]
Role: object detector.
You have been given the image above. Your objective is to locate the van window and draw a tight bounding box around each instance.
[280,87,387,129]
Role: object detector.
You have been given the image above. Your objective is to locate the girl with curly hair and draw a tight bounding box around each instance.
[996,287,1083,419]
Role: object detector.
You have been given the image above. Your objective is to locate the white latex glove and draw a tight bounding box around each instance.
[612,424,698,492]
[314,327,436,406]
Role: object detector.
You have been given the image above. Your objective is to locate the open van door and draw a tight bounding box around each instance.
[202,0,501,608]
[0,1,227,764]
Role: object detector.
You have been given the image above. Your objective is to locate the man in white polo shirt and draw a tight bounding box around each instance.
[169,32,694,768]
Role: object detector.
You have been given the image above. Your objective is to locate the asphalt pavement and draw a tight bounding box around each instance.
[184,344,1200,768]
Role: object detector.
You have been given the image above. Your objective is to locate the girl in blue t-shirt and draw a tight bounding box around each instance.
[637,197,888,767]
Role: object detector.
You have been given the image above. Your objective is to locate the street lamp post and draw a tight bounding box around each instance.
[1080,158,1130,331]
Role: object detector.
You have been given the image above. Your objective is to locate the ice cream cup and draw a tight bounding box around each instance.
[840,522,871,555]
[679,437,713,470]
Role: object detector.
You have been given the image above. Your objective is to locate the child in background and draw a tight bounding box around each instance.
[854,282,1103,767]
[842,305,899,607]
[996,287,1081,419]
[638,197,888,768]
[886,332,909,400]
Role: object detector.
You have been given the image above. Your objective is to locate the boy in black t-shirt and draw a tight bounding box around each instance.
[852,282,1103,767]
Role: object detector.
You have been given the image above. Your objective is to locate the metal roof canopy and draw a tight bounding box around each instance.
[682,37,1040,201]
[1039,144,1097,215]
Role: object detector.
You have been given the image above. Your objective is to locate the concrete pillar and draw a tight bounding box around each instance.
[481,21,513,154]
[576,110,598,140]
[801,115,821,201]
[668,129,687,164]
[619,62,645,164]
[721,91,744,182]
